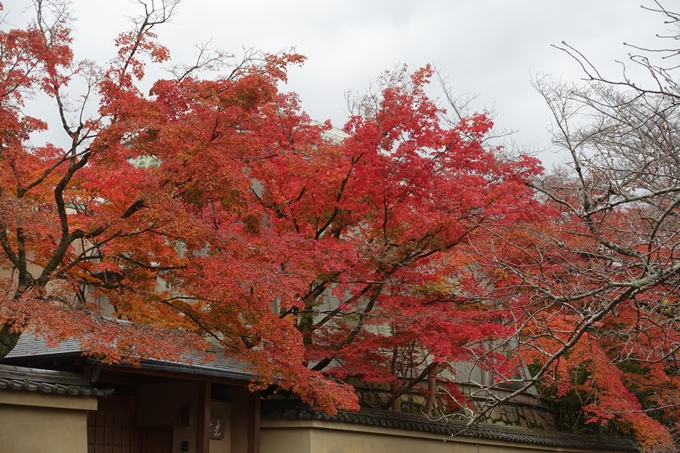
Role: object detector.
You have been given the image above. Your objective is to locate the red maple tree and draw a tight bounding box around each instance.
[0,0,544,414]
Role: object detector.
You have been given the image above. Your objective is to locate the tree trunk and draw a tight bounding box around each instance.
[0,323,22,360]
[424,372,437,416]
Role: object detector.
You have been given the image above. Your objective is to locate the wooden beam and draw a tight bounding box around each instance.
[97,364,249,386]
[197,379,212,453]
[247,390,260,453]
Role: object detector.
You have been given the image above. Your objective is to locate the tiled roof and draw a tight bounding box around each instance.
[0,364,113,397]
[5,335,81,359]
[5,334,254,382]
[261,401,638,452]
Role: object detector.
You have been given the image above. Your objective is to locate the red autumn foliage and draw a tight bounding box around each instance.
[6,3,679,450]
[0,1,544,415]
[474,203,680,450]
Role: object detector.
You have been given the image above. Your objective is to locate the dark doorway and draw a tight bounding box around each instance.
[136,426,174,453]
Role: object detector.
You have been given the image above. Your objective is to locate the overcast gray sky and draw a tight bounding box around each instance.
[7,0,668,167]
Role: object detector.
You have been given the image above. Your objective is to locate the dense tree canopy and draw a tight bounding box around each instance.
[0,0,543,414]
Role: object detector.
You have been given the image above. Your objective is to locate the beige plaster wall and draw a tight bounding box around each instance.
[0,391,96,453]
[261,425,311,453]
[261,420,629,453]
[0,389,97,410]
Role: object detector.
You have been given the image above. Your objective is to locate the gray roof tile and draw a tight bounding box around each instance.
[6,335,81,358]
[0,364,113,397]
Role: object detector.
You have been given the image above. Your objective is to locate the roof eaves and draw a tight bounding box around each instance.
[5,334,254,382]
[87,358,254,382]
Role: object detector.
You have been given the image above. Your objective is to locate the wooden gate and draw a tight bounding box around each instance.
[87,396,135,453]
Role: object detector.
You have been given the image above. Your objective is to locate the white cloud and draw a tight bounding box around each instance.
[7,0,667,166]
